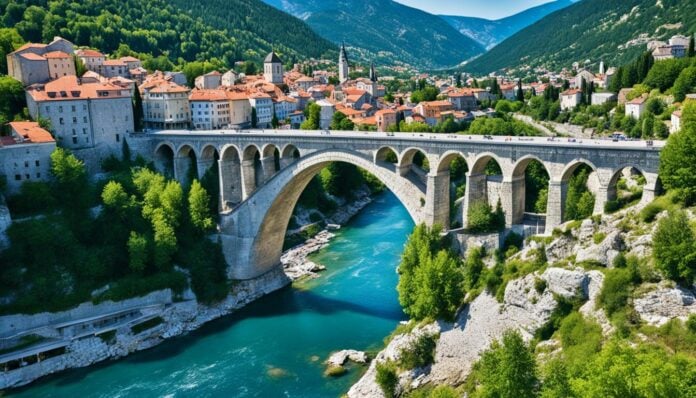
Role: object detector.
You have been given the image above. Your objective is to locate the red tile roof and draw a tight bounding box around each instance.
[8,121,55,144]
[43,51,71,59]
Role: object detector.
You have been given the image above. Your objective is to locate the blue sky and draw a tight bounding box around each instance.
[394,0,558,19]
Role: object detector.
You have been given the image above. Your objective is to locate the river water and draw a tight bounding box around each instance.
[10,192,413,398]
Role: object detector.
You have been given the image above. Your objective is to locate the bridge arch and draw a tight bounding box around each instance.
[219,148,427,279]
[511,155,551,230]
[241,144,263,198]
[436,151,470,228]
[154,142,176,178]
[175,143,198,186]
[219,145,242,210]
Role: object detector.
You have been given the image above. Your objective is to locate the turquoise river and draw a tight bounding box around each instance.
[9,192,413,398]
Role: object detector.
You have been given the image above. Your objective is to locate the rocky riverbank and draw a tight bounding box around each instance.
[1,190,375,390]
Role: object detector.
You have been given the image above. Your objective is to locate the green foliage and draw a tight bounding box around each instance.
[319,162,365,198]
[127,231,149,273]
[399,334,438,370]
[598,260,641,317]
[0,27,23,74]
[2,0,335,70]
[410,84,440,104]
[0,75,26,123]
[465,0,695,74]
[644,58,692,92]
[564,166,595,221]
[653,209,696,284]
[464,247,485,290]
[660,102,696,204]
[188,180,215,232]
[466,200,505,233]
[397,224,465,322]
[6,181,56,216]
[525,160,550,213]
[376,361,399,398]
[468,116,541,136]
[468,330,538,398]
[301,103,321,130]
[558,312,603,372]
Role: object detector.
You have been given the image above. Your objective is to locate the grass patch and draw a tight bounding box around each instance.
[376,361,399,398]
[131,316,164,335]
[398,333,438,370]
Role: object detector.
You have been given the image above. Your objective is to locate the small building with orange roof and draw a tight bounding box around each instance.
[1,121,56,194]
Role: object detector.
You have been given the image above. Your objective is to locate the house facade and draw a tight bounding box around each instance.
[0,121,56,194]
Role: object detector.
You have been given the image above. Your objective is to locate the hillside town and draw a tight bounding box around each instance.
[3,33,694,194]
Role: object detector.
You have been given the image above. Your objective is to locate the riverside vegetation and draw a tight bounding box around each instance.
[367,102,696,398]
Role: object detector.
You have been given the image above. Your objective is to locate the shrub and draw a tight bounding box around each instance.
[467,200,504,233]
[653,210,696,284]
[399,334,438,370]
[592,232,606,245]
[604,200,621,214]
[640,202,662,223]
[375,361,399,398]
[534,278,547,294]
[7,181,56,216]
[598,267,639,316]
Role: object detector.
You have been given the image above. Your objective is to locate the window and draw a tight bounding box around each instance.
[116,134,120,142]
[59,117,64,125]
[83,117,87,123]
[14,174,21,181]
[36,173,41,178]
[72,137,77,144]
[35,160,40,167]
[71,105,76,112]
[24,161,29,168]
[83,128,87,135]
[59,106,63,112]
[72,117,77,123]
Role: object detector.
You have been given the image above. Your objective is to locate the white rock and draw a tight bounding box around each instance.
[542,268,588,300]
[634,287,696,326]
[575,230,623,266]
[327,350,368,366]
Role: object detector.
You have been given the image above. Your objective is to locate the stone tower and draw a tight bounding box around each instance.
[599,60,605,75]
[369,62,377,83]
[338,43,349,84]
[264,51,284,85]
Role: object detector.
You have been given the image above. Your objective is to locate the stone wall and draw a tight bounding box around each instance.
[0,290,173,339]
[0,201,10,250]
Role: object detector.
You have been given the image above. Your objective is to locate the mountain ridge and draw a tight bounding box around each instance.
[262,0,485,69]
[464,0,696,75]
[440,0,575,49]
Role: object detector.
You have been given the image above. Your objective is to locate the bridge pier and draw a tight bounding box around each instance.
[174,155,193,186]
[424,171,450,228]
[546,180,567,231]
[260,156,277,183]
[219,159,242,210]
[197,159,215,181]
[461,173,487,228]
[593,184,614,215]
[241,159,256,199]
[500,176,523,227]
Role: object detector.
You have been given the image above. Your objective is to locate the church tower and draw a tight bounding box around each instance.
[338,43,349,84]
[264,51,284,85]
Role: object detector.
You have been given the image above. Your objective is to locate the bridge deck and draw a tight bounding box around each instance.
[147,129,664,152]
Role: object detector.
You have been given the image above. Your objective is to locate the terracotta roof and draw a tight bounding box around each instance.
[149,81,190,94]
[189,89,228,101]
[27,76,130,101]
[227,91,250,100]
[11,43,46,54]
[628,95,648,105]
[561,89,582,96]
[76,49,104,57]
[43,51,71,59]
[420,100,452,108]
[8,121,55,144]
[120,56,140,62]
[20,52,45,61]
[375,109,396,116]
[103,59,126,66]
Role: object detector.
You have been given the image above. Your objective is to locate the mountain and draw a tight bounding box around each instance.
[464,0,696,75]
[1,0,335,67]
[262,0,485,69]
[440,0,575,50]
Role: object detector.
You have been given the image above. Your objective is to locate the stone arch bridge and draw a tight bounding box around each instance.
[135,130,662,280]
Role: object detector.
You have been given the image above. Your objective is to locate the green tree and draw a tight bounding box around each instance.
[688,35,695,58]
[101,181,130,215]
[516,80,524,102]
[127,231,149,273]
[0,75,26,122]
[188,180,215,232]
[653,210,696,284]
[271,113,279,128]
[673,66,696,102]
[301,102,321,130]
[244,61,257,75]
[660,102,696,203]
[472,330,538,398]
[0,28,23,75]
[132,88,144,132]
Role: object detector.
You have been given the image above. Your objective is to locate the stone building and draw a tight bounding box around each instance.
[26,76,134,151]
[375,109,397,132]
[7,36,75,86]
[263,52,284,85]
[448,90,478,112]
[75,49,105,72]
[44,51,76,80]
[560,89,582,111]
[189,89,231,130]
[0,121,56,194]
[141,80,191,130]
[221,70,238,87]
[227,92,253,128]
[195,71,222,90]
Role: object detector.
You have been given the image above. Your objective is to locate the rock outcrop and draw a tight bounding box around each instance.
[634,285,696,326]
[327,350,368,367]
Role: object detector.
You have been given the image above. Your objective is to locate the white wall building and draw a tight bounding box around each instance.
[625,95,647,120]
[26,76,134,151]
[189,90,230,130]
[249,93,273,127]
[141,80,191,130]
[671,110,682,134]
[560,89,582,111]
[316,99,335,129]
[263,52,284,85]
[221,70,238,87]
[194,71,222,90]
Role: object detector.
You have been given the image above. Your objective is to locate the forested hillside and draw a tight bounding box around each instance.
[0,0,336,72]
[465,0,696,74]
[262,0,484,69]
